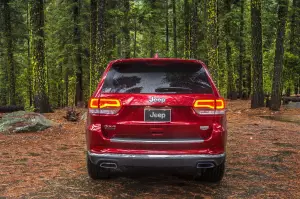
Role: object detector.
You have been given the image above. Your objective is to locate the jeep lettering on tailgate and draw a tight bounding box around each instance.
[149,97,166,103]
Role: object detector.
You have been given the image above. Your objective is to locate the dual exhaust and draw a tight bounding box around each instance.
[196,162,215,169]
[99,162,215,169]
[100,162,118,169]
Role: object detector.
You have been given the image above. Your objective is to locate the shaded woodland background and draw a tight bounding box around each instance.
[0,0,299,112]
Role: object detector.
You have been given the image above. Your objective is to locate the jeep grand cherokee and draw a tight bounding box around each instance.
[86,58,227,182]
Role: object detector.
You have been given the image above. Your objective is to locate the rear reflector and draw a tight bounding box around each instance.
[89,98,121,115]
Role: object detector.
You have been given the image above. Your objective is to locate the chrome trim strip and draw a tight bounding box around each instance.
[88,151,226,159]
[110,138,204,144]
[196,110,226,115]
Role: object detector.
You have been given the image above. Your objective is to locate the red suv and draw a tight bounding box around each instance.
[86,58,227,182]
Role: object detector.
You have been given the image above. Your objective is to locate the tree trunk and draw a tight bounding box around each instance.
[184,0,190,58]
[239,0,247,99]
[29,0,51,113]
[165,0,169,56]
[250,0,264,108]
[96,0,106,79]
[27,1,33,107]
[207,0,218,83]
[123,0,130,58]
[149,0,156,58]
[172,0,177,57]
[73,0,83,107]
[190,0,198,59]
[290,0,300,95]
[134,17,137,57]
[65,70,69,107]
[225,0,236,100]
[3,0,16,105]
[90,0,97,95]
[270,0,289,111]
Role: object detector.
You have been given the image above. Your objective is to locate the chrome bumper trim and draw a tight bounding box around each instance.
[88,151,225,159]
[110,138,204,144]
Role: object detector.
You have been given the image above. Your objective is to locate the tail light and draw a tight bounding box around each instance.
[193,98,225,115]
[89,98,121,115]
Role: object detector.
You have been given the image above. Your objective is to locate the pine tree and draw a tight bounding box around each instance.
[3,0,16,105]
[29,0,51,113]
[207,0,218,83]
[251,0,264,108]
[270,0,289,110]
[73,0,83,107]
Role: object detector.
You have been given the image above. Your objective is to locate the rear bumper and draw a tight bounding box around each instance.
[88,151,225,168]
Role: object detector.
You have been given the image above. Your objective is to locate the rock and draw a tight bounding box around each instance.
[0,111,54,133]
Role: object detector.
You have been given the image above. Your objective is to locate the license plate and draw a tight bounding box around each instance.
[144,109,171,122]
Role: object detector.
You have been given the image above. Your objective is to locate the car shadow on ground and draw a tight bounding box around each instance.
[28,168,232,199]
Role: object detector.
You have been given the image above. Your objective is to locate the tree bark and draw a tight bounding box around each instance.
[250,0,264,108]
[90,0,97,95]
[134,17,137,57]
[123,0,130,58]
[172,0,177,57]
[3,0,16,105]
[207,0,218,84]
[290,0,300,95]
[184,0,190,58]
[96,0,106,79]
[239,0,247,99]
[190,0,198,59]
[225,0,236,100]
[149,0,156,57]
[73,0,83,107]
[270,0,289,110]
[29,0,51,113]
[165,0,169,56]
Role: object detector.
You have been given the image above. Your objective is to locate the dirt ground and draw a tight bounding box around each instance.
[0,100,299,199]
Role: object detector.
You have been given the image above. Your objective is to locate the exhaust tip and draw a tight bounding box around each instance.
[100,162,118,169]
[196,162,215,169]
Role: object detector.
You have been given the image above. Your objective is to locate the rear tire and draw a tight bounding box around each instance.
[195,161,225,182]
[87,155,110,180]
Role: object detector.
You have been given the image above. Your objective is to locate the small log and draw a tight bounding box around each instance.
[0,106,25,113]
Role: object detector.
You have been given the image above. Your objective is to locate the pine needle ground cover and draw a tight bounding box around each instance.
[0,101,299,198]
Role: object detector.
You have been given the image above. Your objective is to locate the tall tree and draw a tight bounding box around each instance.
[3,0,16,105]
[251,0,264,108]
[270,0,289,110]
[190,0,198,59]
[184,0,190,58]
[96,0,106,80]
[90,0,97,95]
[30,0,51,113]
[207,0,218,83]
[239,0,247,99]
[289,0,300,95]
[225,0,237,100]
[165,0,169,55]
[149,0,156,57]
[172,0,177,57]
[123,0,130,58]
[73,0,83,107]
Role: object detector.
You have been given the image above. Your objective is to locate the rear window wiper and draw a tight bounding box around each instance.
[155,87,193,93]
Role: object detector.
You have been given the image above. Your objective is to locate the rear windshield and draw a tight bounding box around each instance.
[101,62,213,94]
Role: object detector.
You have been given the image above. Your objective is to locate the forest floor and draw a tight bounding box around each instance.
[0,100,300,199]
